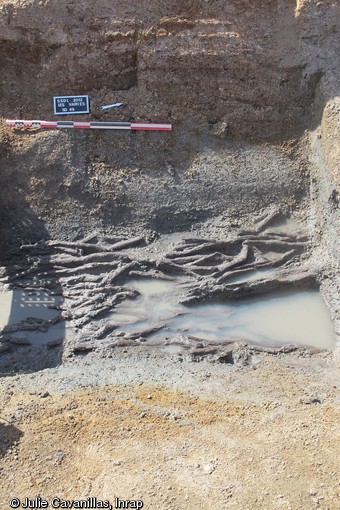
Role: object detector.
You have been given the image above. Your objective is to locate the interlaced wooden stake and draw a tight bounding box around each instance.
[5,119,172,131]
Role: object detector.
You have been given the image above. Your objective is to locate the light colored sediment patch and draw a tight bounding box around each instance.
[0,353,339,510]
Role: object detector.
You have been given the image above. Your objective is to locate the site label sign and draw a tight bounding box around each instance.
[53,95,90,115]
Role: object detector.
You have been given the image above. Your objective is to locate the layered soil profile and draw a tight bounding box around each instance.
[0,0,338,238]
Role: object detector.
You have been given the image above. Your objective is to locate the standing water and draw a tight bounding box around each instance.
[110,278,335,349]
[0,279,335,350]
[0,289,66,346]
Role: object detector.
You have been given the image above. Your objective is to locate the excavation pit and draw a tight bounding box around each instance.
[0,0,338,372]
[0,1,339,508]
[0,218,337,372]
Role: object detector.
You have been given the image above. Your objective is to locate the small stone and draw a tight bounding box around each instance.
[300,395,324,405]
[54,450,65,465]
[203,461,217,474]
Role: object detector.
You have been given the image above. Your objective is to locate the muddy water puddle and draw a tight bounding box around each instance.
[226,268,276,284]
[0,289,66,346]
[0,277,335,351]
[111,278,335,349]
[266,217,303,236]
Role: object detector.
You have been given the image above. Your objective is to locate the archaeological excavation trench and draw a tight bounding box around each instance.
[0,0,339,373]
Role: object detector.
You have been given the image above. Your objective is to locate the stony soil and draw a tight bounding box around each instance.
[1,350,340,510]
[0,0,339,509]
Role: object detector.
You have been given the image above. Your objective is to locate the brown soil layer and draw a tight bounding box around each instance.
[0,352,339,510]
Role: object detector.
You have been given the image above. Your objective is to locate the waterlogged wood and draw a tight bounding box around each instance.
[192,251,229,266]
[47,235,145,255]
[246,238,306,252]
[270,249,298,267]
[214,262,270,283]
[190,346,220,356]
[50,251,121,267]
[101,262,139,284]
[217,249,297,281]
[102,235,126,244]
[108,236,145,251]
[70,287,138,313]
[181,268,318,304]
[20,243,51,255]
[268,232,308,242]
[71,292,107,311]
[4,264,55,282]
[8,337,32,346]
[182,237,219,244]
[252,207,281,233]
[73,291,138,326]
[79,234,125,244]
[94,322,121,340]
[57,262,139,286]
[106,338,140,348]
[124,322,167,339]
[47,240,115,254]
[73,342,95,353]
[249,344,299,354]
[61,274,103,285]
[2,313,65,334]
[169,251,231,267]
[2,231,314,358]
[167,241,232,258]
[156,259,202,277]
[55,260,121,275]
[128,270,175,281]
[168,254,209,264]
[181,264,220,275]
[215,243,249,283]
[80,233,100,244]
[72,337,121,351]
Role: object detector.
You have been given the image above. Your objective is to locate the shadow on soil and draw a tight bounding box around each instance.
[0,138,64,374]
[0,421,23,458]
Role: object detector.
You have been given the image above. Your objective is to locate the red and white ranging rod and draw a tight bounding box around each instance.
[6,119,172,131]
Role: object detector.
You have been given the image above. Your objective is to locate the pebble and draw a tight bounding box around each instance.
[39,391,50,398]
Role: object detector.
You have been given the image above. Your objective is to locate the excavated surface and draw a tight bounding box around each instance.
[0,0,339,509]
[0,353,339,510]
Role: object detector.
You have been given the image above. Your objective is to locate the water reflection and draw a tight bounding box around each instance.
[111,278,335,349]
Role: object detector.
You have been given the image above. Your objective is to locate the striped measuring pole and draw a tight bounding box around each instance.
[5,119,172,131]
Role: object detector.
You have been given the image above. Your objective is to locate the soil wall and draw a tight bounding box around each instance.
[0,0,339,264]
